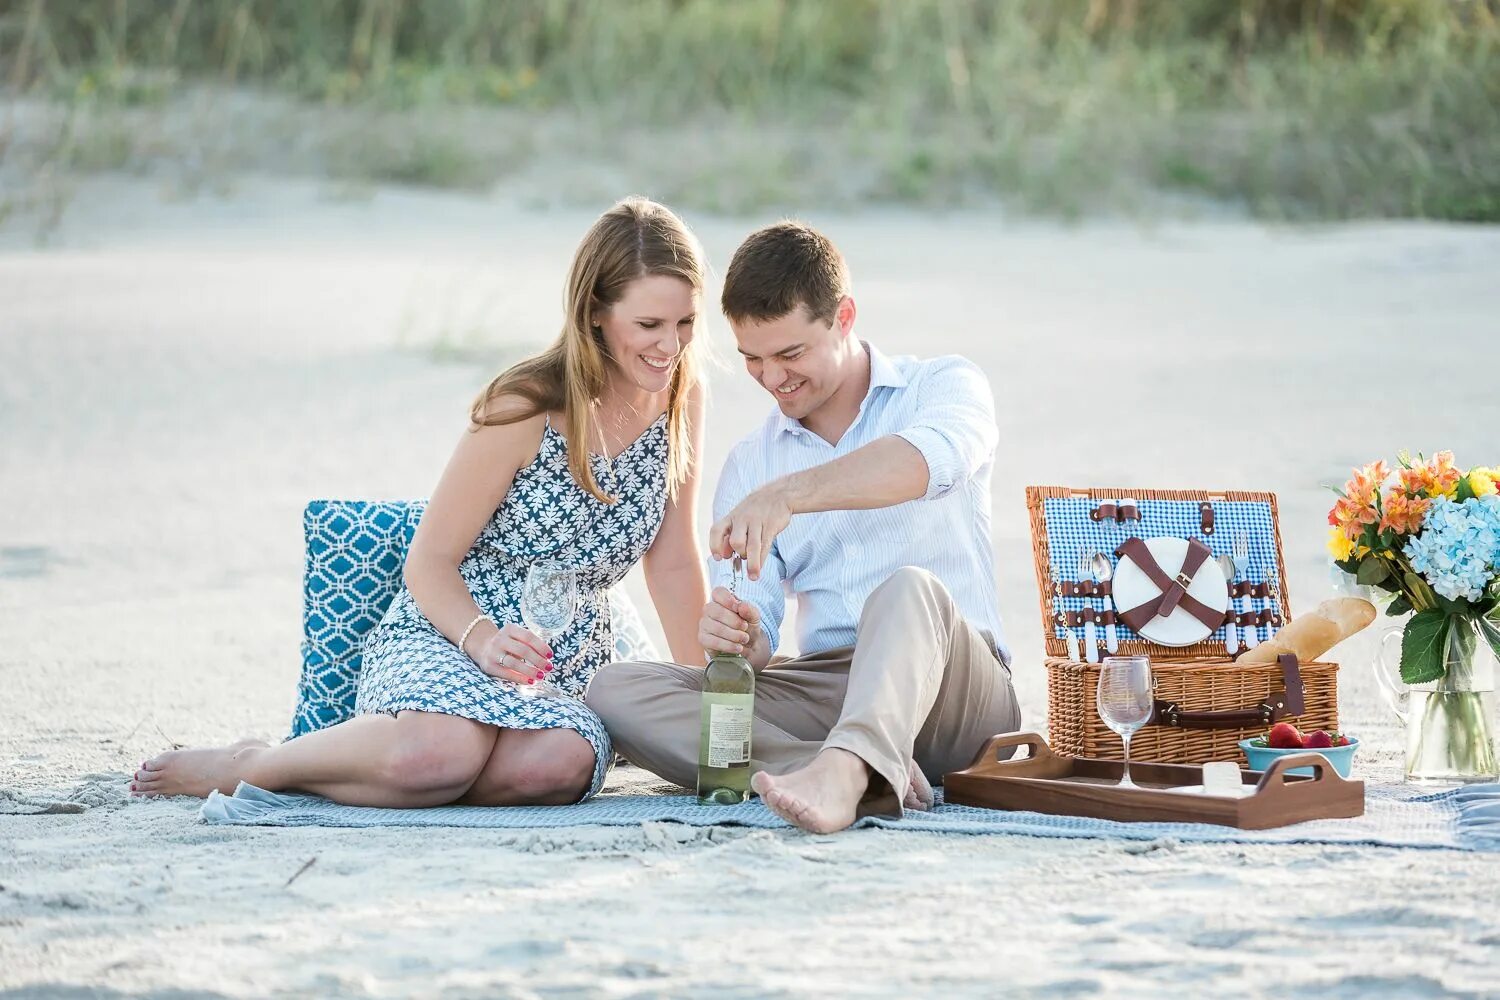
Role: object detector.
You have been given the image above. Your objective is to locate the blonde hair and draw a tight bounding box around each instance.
[470,197,705,503]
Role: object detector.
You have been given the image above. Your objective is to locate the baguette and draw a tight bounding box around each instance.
[1238,597,1377,665]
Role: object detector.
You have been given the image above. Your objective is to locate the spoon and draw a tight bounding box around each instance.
[1216,554,1238,655]
[1090,551,1120,654]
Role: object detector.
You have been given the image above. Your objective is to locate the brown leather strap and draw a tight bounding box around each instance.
[1199,501,1215,535]
[1063,608,1117,627]
[1090,499,1141,524]
[1279,653,1305,715]
[1114,537,1222,632]
[1222,609,1282,627]
[1151,654,1305,730]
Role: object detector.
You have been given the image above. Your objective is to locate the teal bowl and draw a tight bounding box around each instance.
[1238,737,1359,779]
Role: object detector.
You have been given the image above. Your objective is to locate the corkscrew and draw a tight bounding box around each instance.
[1051,566,1081,661]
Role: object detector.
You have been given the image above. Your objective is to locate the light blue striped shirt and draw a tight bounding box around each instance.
[711,343,1010,665]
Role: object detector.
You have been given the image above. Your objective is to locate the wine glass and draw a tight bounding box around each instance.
[1096,655,1154,789]
[521,561,577,697]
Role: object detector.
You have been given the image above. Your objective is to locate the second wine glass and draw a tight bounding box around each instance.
[1096,655,1154,789]
[521,561,578,697]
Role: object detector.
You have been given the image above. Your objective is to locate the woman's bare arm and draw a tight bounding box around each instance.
[643,384,709,664]
[403,398,553,679]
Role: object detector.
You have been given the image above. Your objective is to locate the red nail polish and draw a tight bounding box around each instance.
[529,678,536,685]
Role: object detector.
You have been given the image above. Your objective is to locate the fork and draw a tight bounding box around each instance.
[1078,547,1099,663]
[1233,531,1258,651]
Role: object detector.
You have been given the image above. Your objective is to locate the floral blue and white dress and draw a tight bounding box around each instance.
[356,413,669,799]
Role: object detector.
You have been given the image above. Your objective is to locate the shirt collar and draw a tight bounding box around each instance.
[774,341,906,438]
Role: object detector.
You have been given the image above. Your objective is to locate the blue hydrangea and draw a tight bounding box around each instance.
[1404,495,1500,602]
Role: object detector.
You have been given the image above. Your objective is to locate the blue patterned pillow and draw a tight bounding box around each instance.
[290,499,661,739]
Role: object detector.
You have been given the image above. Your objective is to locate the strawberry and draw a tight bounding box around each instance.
[1332,734,1352,747]
[1267,722,1304,749]
[1304,730,1334,749]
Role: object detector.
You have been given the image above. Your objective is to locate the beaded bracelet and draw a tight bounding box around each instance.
[458,613,489,656]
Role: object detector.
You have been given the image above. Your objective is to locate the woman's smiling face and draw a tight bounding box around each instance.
[595,274,699,394]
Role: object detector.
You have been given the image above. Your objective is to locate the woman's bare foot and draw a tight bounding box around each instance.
[750,748,870,834]
[904,760,934,811]
[131,739,269,799]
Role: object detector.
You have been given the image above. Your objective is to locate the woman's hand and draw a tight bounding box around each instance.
[473,623,554,685]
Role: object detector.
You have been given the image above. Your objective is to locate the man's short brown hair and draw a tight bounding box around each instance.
[720,221,849,325]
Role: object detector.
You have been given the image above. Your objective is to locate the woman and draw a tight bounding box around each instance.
[133,197,709,806]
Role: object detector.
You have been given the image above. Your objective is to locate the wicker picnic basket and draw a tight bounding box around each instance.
[1028,486,1339,765]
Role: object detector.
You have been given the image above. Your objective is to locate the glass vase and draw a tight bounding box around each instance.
[1378,615,1499,785]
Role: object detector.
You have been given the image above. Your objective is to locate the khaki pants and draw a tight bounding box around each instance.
[584,566,1021,817]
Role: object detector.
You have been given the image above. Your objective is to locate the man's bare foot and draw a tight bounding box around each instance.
[904,760,934,812]
[131,739,269,799]
[750,748,870,834]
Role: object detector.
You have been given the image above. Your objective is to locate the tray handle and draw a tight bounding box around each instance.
[967,731,1058,768]
[1252,752,1348,791]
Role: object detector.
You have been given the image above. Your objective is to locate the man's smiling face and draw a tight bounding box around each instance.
[731,299,853,422]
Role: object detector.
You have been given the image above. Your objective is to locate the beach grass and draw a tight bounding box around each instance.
[1,0,1497,221]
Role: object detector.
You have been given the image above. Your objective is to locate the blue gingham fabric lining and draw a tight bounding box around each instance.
[1041,497,1280,646]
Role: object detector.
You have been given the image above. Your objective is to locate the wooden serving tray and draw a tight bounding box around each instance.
[943,732,1365,830]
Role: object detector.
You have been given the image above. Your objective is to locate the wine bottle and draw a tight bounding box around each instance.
[697,558,755,804]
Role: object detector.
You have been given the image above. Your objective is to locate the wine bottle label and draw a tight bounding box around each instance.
[704,693,752,769]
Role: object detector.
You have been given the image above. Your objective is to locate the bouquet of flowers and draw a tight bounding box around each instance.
[1327,451,1500,684]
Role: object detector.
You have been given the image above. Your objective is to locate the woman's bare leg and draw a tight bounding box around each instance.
[132,711,498,807]
[457,728,596,806]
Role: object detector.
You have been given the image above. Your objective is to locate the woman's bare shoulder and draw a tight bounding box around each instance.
[463,393,551,467]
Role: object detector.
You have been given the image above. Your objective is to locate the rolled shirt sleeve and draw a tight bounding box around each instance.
[892,356,999,502]
[710,445,787,655]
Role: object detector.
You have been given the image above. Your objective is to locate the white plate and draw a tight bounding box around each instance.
[1162,783,1256,799]
[1112,536,1228,647]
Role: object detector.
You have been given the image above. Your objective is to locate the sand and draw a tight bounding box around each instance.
[4,176,1500,998]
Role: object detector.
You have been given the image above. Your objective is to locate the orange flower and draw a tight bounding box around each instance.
[1379,490,1430,536]
[1328,493,1379,540]
[1428,451,1462,498]
[1398,465,1434,497]
[1345,461,1389,506]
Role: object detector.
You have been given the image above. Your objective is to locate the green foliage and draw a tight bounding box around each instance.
[4,0,1498,218]
[1356,557,1392,586]
[1400,609,1449,685]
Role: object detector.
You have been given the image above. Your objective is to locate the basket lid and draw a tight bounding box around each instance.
[1025,486,1294,661]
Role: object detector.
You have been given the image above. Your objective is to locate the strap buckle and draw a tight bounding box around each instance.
[1174,571,1194,590]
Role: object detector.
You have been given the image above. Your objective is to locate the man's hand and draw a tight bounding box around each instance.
[709,483,792,580]
[698,586,762,657]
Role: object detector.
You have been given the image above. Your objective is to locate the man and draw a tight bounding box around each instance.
[586,221,1019,833]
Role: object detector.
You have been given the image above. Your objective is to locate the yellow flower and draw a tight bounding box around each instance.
[1327,527,1355,561]
[1470,468,1498,498]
